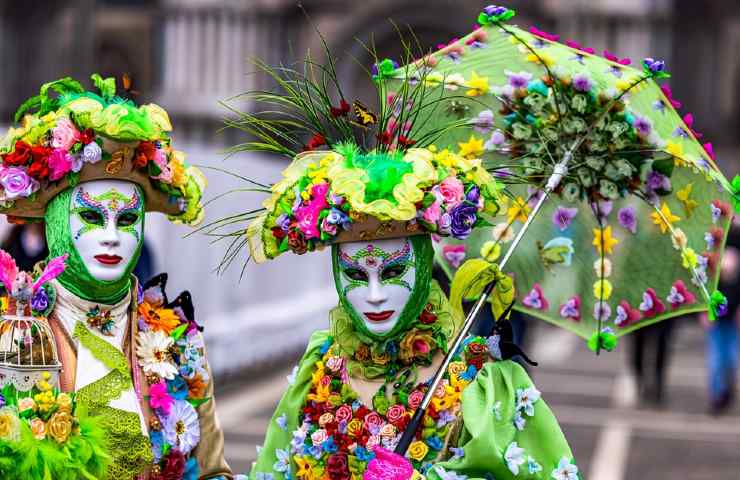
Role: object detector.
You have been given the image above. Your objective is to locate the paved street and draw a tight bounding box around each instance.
[215,322,740,479]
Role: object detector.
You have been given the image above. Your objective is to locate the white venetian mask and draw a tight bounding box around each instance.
[69,180,144,282]
[336,237,416,336]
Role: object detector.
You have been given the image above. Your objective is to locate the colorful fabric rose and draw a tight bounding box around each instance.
[48,148,75,181]
[51,117,80,150]
[0,167,39,199]
[449,203,478,239]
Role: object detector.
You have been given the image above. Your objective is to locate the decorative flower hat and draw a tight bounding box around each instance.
[221,51,503,264]
[0,74,205,225]
[248,145,501,262]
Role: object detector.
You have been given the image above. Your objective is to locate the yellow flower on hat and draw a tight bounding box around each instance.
[408,440,430,461]
[507,196,530,224]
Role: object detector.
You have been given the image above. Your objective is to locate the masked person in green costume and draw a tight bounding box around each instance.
[0,74,237,480]
[218,49,578,478]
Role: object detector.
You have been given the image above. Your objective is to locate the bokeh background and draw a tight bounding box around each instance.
[0,0,739,477]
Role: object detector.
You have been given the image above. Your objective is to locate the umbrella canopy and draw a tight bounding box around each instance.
[384,5,734,347]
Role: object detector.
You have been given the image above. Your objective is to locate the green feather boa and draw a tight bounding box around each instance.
[0,414,110,480]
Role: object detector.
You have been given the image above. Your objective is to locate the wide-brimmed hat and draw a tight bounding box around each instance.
[0,74,205,225]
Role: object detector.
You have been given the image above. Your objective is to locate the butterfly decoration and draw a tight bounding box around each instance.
[121,73,140,97]
[330,99,350,118]
[445,100,470,119]
[86,305,116,336]
[352,100,377,128]
[676,183,698,217]
[143,273,200,330]
[537,237,574,271]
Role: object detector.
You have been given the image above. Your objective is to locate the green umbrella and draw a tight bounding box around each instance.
[385,5,734,350]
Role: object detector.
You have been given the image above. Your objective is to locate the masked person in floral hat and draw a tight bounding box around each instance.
[218,46,577,479]
[0,74,236,479]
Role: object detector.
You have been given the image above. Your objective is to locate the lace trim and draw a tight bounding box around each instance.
[73,321,129,377]
[91,405,153,479]
[76,368,132,408]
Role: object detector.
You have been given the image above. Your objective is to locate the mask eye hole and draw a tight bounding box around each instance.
[78,209,104,226]
[343,268,368,282]
[117,212,139,227]
[381,264,407,281]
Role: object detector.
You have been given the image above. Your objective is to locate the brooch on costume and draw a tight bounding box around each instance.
[86,305,116,336]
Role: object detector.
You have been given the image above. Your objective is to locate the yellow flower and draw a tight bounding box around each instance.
[682,248,698,269]
[30,418,46,440]
[295,456,316,480]
[592,225,619,255]
[0,296,7,314]
[347,419,363,437]
[169,151,188,187]
[0,407,20,442]
[457,135,484,159]
[651,202,680,234]
[408,440,430,461]
[525,52,554,67]
[480,241,501,262]
[433,148,457,168]
[307,381,330,403]
[399,328,436,363]
[666,141,687,167]
[593,279,613,300]
[507,197,531,224]
[448,361,467,378]
[465,71,489,97]
[47,411,73,443]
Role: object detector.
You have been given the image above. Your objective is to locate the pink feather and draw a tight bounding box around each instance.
[0,249,18,293]
[33,254,69,293]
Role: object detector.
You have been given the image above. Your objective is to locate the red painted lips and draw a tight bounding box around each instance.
[364,310,395,322]
[95,254,123,265]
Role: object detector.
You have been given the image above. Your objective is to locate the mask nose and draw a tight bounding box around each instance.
[366,274,388,307]
[100,221,121,248]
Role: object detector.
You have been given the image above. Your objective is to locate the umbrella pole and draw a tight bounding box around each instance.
[394,154,572,455]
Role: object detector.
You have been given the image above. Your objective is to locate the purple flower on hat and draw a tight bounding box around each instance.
[572,73,593,93]
[593,301,611,321]
[0,167,39,199]
[618,206,637,234]
[473,110,495,134]
[590,200,613,223]
[276,214,291,232]
[81,141,103,164]
[438,213,452,235]
[449,203,478,239]
[527,187,545,208]
[466,186,481,204]
[552,206,578,231]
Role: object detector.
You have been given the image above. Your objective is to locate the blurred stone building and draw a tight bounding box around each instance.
[0,0,738,374]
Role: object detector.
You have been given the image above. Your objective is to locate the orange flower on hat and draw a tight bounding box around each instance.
[187,373,208,399]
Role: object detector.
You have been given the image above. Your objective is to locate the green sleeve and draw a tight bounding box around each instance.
[248,330,330,480]
[426,360,577,480]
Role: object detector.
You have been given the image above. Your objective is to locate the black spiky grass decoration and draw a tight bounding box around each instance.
[205,25,480,275]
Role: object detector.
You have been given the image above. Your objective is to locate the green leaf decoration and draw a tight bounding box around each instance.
[187,396,211,408]
[587,329,618,352]
[709,289,728,321]
[90,73,116,100]
[170,323,188,341]
[731,175,740,212]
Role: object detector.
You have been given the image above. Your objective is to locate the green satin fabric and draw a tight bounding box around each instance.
[44,186,143,304]
[331,234,434,342]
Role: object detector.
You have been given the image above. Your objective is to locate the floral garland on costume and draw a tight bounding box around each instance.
[135,276,210,480]
[286,335,492,479]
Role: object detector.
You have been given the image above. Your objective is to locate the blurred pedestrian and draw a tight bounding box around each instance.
[703,220,740,415]
[629,317,677,406]
[0,222,48,271]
